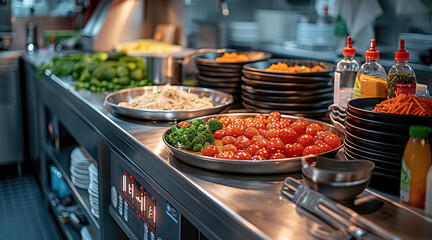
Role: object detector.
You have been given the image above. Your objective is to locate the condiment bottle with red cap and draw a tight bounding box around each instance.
[333,36,359,108]
[387,39,417,98]
[353,39,388,98]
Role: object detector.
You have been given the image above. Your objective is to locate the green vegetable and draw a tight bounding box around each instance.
[131,69,143,80]
[207,119,223,132]
[193,144,203,152]
[116,66,129,77]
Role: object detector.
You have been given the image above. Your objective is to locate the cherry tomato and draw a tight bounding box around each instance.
[296,134,314,147]
[269,111,281,119]
[284,143,303,158]
[306,123,323,136]
[219,117,231,126]
[255,121,266,130]
[266,116,278,124]
[244,117,255,123]
[251,135,265,144]
[255,138,269,149]
[291,120,307,135]
[232,118,245,126]
[234,135,251,150]
[265,128,280,139]
[232,124,246,137]
[245,121,256,128]
[266,122,281,130]
[324,134,341,149]
[316,140,332,153]
[302,145,321,156]
[279,118,293,126]
[258,128,267,136]
[217,151,234,159]
[267,138,285,154]
[203,145,219,157]
[222,144,239,154]
[252,155,265,160]
[178,121,190,128]
[313,130,332,144]
[255,114,266,121]
[234,151,253,160]
[244,127,259,140]
[213,129,226,139]
[278,121,290,129]
[245,144,260,156]
[279,127,298,144]
[255,148,270,159]
[222,136,236,145]
[270,152,286,159]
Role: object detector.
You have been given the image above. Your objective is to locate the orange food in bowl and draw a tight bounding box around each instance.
[215,52,249,63]
[265,62,324,73]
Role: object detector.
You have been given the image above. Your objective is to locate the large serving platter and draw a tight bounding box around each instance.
[162,113,344,174]
[105,86,234,121]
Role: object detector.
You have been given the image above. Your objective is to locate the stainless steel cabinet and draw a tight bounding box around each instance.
[0,51,23,165]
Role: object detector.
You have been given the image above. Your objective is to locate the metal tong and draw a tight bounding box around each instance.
[281,177,401,240]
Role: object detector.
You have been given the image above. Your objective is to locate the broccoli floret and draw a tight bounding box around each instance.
[178,126,187,133]
[171,125,179,133]
[185,141,193,150]
[207,119,223,132]
[192,135,205,146]
[204,142,210,148]
[179,135,188,144]
[193,143,203,152]
[191,119,206,128]
[197,124,207,133]
[199,129,215,144]
[184,129,197,141]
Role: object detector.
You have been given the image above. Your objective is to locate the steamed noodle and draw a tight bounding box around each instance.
[118,85,214,110]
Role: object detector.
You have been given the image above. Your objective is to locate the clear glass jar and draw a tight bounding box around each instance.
[387,39,417,98]
[334,36,359,108]
[353,39,388,98]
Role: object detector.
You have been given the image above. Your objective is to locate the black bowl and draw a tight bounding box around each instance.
[345,130,405,155]
[347,98,432,126]
[346,108,408,135]
[241,84,333,96]
[242,69,331,83]
[344,150,400,176]
[344,136,401,159]
[345,118,409,145]
[196,64,241,73]
[196,78,240,88]
[242,95,332,110]
[241,76,329,90]
[343,144,401,170]
[196,51,271,68]
[243,59,335,77]
[196,74,241,83]
[199,70,243,78]
[241,91,332,103]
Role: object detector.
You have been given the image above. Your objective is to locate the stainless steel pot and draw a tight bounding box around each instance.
[145,48,226,85]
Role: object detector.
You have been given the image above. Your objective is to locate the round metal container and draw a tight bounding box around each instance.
[105,86,234,121]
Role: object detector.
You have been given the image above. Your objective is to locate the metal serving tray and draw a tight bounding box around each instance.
[162,113,344,174]
[105,86,234,121]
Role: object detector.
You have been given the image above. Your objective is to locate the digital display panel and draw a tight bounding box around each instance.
[120,169,156,231]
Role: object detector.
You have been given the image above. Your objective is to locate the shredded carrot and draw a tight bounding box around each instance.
[372,94,432,116]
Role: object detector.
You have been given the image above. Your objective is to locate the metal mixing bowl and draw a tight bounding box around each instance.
[301,156,375,202]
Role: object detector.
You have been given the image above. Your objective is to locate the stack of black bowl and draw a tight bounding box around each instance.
[195,51,271,102]
[241,59,335,118]
[345,98,432,195]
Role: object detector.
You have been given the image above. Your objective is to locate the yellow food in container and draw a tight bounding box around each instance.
[357,74,388,98]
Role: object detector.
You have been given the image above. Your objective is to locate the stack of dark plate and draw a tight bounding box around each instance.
[241,59,335,118]
[345,98,432,195]
[195,51,271,102]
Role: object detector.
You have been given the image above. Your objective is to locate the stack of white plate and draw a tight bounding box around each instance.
[228,21,258,43]
[88,162,99,219]
[70,147,91,189]
[399,33,432,63]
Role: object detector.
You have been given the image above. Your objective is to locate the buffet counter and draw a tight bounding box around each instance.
[23,53,432,240]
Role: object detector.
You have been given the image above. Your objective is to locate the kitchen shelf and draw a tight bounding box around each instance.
[44,143,101,232]
[43,188,81,240]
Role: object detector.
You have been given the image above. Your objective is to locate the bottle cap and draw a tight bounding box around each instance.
[343,36,355,56]
[395,39,409,61]
[409,125,431,138]
[365,39,380,60]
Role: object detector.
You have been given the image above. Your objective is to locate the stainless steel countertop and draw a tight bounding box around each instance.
[25,52,432,239]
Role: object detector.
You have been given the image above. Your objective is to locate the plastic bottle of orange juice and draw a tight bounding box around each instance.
[400,126,432,209]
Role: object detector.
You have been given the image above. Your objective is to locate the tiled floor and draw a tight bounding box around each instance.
[0,174,63,240]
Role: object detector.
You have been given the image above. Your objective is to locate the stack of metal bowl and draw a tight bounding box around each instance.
[345,98,432,195]
[241,59,335,118]
[195,51,271,102]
